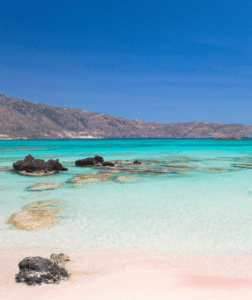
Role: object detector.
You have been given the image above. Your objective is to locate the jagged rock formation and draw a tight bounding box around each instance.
[15,256,70,285]
[0,93,252,138]
[13,154,68,174]
[75,155,104,166]
[75,155,115,167]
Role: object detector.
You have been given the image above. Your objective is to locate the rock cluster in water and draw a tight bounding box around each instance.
[15,256,70,285]
[13,154,68,174]
[75,155,115,167]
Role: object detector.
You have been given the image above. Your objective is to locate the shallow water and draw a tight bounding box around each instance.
[1,139,252,255]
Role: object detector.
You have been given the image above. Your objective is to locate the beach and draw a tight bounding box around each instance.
[1,139,252,299]
[2,249,252,299]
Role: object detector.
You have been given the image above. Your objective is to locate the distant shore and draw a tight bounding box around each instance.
[0,137,250,140]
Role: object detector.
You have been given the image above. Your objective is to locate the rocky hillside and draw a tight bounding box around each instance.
[0,93,251,139]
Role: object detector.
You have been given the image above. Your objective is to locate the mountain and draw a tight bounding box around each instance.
[0,93,251,139]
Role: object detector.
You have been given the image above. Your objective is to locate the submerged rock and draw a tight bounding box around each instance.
[115,175,140,183]
[232,162,252,169]
[15,256,70,285]
[13,154,68,175]
[203,166,236,173]
[23,199,61,209]
[166,163,190,168]
[27,182,62,191]
[7,207,60,231]
[166,156,200,163]
[69,171,111,183]
[0,166,14,171]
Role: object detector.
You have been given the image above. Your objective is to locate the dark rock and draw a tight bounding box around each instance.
[102,161,115,167]
[94,155,104,163]
[75,155,105,167]
[15,256,70,285]
[133,160,141,165]
[13,155,68,173]
[18,256,52,272]
[75,155,116,167]
[75,157,96,166]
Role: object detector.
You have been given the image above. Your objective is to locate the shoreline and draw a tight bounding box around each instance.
[2,249,252,300]
[1,138,252,299]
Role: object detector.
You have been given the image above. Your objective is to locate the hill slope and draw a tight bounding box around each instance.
[0,93,251,139]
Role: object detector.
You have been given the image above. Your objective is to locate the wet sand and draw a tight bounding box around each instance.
[1,249,252,300]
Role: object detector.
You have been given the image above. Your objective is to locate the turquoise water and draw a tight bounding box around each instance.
[1,139,252,255]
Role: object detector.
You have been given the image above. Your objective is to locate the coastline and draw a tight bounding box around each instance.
[2,248,252,300]
[2,139,252,299]
[0,137,251,140]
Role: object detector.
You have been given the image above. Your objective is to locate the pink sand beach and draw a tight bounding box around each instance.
[1,248,252,300]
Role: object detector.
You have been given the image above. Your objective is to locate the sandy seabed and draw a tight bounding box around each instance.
[1,248,252,300]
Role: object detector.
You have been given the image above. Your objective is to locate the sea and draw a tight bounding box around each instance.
[1,138,252,256]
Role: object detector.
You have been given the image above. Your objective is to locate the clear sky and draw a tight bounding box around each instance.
[1,0,252,124]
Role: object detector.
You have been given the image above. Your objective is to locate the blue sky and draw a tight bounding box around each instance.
[1,0,252,124]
